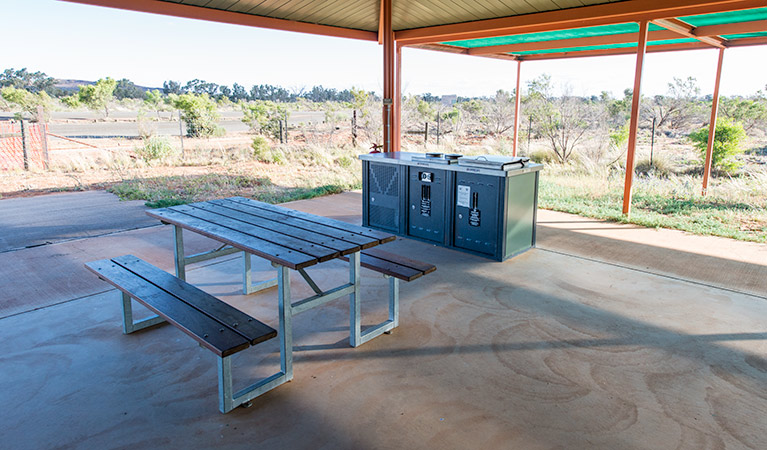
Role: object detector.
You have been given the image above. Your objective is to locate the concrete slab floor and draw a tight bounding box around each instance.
[0,192,765,449]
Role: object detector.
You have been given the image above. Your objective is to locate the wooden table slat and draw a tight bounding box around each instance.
[171,205,339,263]
[188,202,361,256]
[211,199,379,248]
[85,259,250,357]
[228,197,395,244]
[146,209,317,270]
[112,255,276,345]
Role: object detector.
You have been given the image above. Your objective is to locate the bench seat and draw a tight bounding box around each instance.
[85,255,288,413]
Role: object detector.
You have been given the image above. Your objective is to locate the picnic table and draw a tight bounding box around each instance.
[146,197,398,388]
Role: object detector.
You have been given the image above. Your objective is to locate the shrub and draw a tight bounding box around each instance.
[527,148,556,164]
[251,136,271,160]
[688,118,746,174]
[635,156,671,178]
[172,93,222,138]
[136,137,175,163]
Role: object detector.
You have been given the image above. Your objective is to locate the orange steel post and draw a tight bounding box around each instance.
[395,43,402,152]
[702,47,725,196]
[382,0,394,153]
[622,20,649,217]
[512,60,522,157]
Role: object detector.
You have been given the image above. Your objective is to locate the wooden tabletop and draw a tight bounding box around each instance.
[147,197,395,270]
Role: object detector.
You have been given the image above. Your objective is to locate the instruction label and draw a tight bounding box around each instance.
[457,185,470,207]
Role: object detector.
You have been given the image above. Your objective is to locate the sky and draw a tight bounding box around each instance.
[2,0,766,99]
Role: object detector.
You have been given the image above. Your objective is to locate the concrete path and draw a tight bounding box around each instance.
[0,191,157,252]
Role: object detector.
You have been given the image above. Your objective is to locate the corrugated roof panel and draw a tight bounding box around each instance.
[444,23,655,48]
[679,7,767,27]
[510,38,696,55]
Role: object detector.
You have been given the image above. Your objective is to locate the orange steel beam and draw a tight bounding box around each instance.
[395,0,765,45]
[694,19,767,36]
[467,29,681,55]
[382,0,395,153]
[60,0,378,41]
[623,20,650,217]
[378,0,385,44]
[412,43,519,61]
[651,18,726,48]
[702,48,726,196]
[512,60,522,157]
[395,43,402,152]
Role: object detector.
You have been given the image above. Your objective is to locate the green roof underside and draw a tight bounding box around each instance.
[443,7,767,57]
[510,38,696,56]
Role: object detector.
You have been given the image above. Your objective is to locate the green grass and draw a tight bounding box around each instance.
[108,172,358,208]
[538,167,767,243]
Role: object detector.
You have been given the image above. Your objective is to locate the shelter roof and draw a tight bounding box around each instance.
[64,1,767,60]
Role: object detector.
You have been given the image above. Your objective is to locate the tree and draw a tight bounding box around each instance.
[688,118,746,174]
[230,83,249,102]
[525,75,590,163]
[114,78,145,100]
[172,93,221,137]
[163,80,183,95]
[484,89,516,135]
[0,68,57,95]
[78,77,117,118]
[719,96,767,132]
[241,100,287,138]
[644,77,703,132]
[1,86,53,120]
[144,89,167,119]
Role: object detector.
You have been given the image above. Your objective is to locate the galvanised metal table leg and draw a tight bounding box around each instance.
[278,264,293,380]
[173,225,185,281]
[349,251,362,347]
[216,264,293,414]
[242,252,278,295]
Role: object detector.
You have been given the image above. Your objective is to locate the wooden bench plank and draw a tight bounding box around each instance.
[341,252,423,282]
[85,259,251,357]
[228,197,396,244]
[111,255,276,346]
[212,198,379,249]
[170,205,340,263]
[146,208,317,270]
[188,202,361,256]
[358,247,437,275]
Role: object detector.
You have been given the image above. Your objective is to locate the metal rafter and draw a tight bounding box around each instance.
[651,18,727,48]
[395,0,766,45]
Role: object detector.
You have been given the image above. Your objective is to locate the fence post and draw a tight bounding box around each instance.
[20,119,29,171]
[424,122,429,145]
[352,110,357,147]
[436,114,440,144]
[650,117,656,167]
[284,111,289,143]
[178,110,184,158]
[37,106,50,170]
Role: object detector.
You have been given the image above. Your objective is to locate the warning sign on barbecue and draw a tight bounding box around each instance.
[456,185,470,207]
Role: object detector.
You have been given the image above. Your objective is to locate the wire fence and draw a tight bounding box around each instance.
[0,121,49,171]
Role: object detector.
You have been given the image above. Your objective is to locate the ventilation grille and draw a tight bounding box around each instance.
[369,205,397,231]
[370,164,398,196]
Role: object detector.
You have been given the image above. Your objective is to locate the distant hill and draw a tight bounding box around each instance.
[54,79,160,94]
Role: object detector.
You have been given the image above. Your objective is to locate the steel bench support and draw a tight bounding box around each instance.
[120,292,165,334]
[351,274,399,347]
[217,264,292,414]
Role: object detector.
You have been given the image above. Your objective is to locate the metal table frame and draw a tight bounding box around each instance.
[170,223,398,411]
